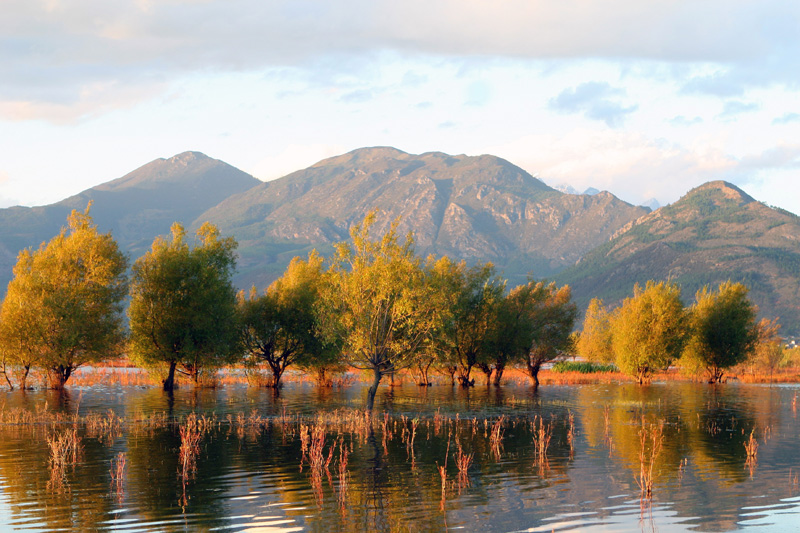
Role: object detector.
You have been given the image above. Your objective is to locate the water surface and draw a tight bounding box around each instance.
[0,381,798,532]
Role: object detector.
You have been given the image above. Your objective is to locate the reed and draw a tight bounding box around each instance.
[532,415,552,465]
[46,427,82,492]
[110,451,126,498]
[437,439,450,511]
[179,414,203,482]
[489,415,505,459]
[455,443,473,491]
[744,429,758,464]
[567,411,575,458]
[635,418,664,500]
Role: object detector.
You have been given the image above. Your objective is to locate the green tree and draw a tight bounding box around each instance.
[238,251,336,388]
[525,283,578,387]
[0,205,128,389]
[611,280,688,384]
[577,298,614,364]
[128,222,239,392]
[428,257,504,387]
[682,281,758,383]
[322,212,434,411]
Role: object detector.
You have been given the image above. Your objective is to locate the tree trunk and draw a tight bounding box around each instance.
[163,360,178,392]
[416,362,432,386]
[443,365,457,386]
[366,367,383,412]
[1,364,13,391]
[477,362,493,386]
[49,365,72,390]
[527,359,541,387]
[707,365,724,384]
[19,365,30,390]
[457,361,474,387]
[493,361,505,387]
[268,360,284,388]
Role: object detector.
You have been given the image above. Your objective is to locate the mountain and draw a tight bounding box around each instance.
[556,181,800,334]
[196,147,650,289]
[0,152,261,288]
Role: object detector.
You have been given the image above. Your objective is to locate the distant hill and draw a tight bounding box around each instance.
[0,152,261,288]
[556,181,800,334]
[196,147,649,289]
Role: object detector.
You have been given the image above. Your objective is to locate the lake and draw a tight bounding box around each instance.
[1,380,798,532]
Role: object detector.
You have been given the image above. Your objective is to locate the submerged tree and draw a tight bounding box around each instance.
[682,281,758,383]
[322,212,435,411]
[0,205,128,389]
[524,283,578,387]
[612,280,687,384]
[128,222,239,392]
[238,251,336,388]
[428,257,503,387]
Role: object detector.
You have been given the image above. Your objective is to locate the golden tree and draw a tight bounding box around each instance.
[0,205,128,388]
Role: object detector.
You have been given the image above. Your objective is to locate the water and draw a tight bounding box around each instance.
[0,381,798,532]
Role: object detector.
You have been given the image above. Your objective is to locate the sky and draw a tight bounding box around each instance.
[1,1,799,214]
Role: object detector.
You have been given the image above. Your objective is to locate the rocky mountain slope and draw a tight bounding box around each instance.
[0,152,261,288]
[197,147,649,288]
[556,181,800,334]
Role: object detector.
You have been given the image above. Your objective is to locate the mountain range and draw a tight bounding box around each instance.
[1,148,798,334]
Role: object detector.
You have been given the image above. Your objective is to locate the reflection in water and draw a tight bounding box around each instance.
[0,382,798,531]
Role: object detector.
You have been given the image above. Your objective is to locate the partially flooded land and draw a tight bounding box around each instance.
[1,381,799,532]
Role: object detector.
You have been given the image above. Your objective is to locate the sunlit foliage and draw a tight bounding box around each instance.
[321,211,436,411]
[128,222,239,391]
[238,251,338,388]
[0,205,128,389]
[681,281,758,383]
[611,280,688,384]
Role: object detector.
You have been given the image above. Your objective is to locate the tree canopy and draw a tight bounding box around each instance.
[611,280,687,384]
[238,251,336,388]
[0,205,128,388]
[322,212,435,411]
[128,222,239,391]
[681,281,758,383]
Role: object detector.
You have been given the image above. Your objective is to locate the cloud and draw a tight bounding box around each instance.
[550,82,637,127]
[670,115,703,126]
[773,112,800,125]
[2,0,800,122]
[718,100,760,119]
[485,130,800,213]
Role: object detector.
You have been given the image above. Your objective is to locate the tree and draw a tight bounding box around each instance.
[752,318,783,378]
[682,281,758,383]
[321,212,434,411]
[611,280,687,384]
[238,251,335,388]
[128,222,239,392]
[428,257,504,387]
[0,205,128,389]
[577,298,614,364]
[525,283,578,387]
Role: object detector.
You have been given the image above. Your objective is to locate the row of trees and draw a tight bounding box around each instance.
[0,208,577,410]
[577,280,762,384]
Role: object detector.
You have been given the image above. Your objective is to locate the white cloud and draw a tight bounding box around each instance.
[2,0,799,122]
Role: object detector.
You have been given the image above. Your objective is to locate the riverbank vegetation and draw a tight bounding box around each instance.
[1,207,799,404]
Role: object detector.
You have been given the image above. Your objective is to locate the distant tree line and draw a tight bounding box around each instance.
[577,279,763,384]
